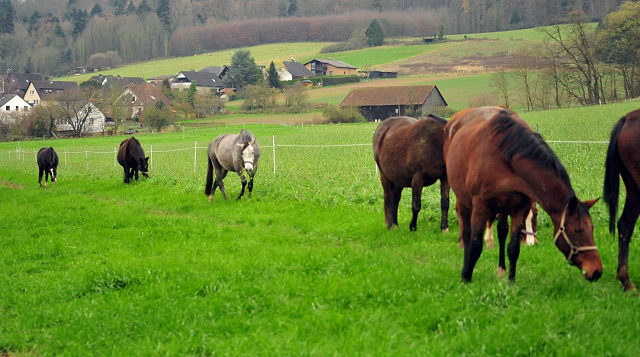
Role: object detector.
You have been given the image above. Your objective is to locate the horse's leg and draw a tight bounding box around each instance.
[236,176,247,200]
[458,202,474,282]
[205,157,215,200]
[496,213,509,278]
[522,207,537,246]
[134,167,139,181]
[440,177,450,233]
[44,167,50,186]
[216,169,228,200]
[461,204,488,283]
[39,167,44,187]
[409,175,425,232]
[248,176,254,198]
[617,169,640,292]
[484,215,496,249]
[380,173,399,230]
[123,163,130,183]
[507,208,529,282]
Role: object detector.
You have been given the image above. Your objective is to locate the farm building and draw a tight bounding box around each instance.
[339,85,448,121]
[304,59,357,76]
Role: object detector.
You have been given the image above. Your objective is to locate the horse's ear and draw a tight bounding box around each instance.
[250,138,256,145]
[583,198,600,210]
[145,157,149,162]
[567,195,579,212]
[236,143,244,147]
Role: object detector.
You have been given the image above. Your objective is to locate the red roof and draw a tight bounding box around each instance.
[339,85,445,107]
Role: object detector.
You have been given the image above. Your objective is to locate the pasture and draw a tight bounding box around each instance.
[2,102,640,356]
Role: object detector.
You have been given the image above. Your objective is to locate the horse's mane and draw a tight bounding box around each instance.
[490,111,575,197]
[425,113,448,125]
[236,129,255,151]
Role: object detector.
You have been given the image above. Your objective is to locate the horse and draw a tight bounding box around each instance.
[603,108,640,292]
[372,115,450,232]
[37,147,58,187]
[117,136,149,184]
[443,106,601,283]
[483,203,539,249]
[205,129,260,201]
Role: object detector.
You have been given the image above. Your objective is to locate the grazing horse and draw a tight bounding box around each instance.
[205,129,260,201]
[483,203,539,249]
[444,106,601,283]
[117,136,149,184]
[603,108,640,292]
[37,147,58,187]
[372,115,450,232]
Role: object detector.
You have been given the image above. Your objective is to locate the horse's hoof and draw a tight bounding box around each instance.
[624,282,638,294]
[410,226,417,232]
[497,267,507,278]
[486,242,495,249]
[442,228,449,234]
[208,195,213,202]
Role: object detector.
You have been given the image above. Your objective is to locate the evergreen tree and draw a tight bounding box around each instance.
[71,9,88,39]
[438,24,445,40]
[187,81,197,108]
[136,0,152,16]
[223,49,262,90]
[1,0,15,34]
[365,19,384,47]
[54,23,65,38]
[126,0,137,15]
[510,10,520,25]
[90,4,103,17]
[267,61,281,89]
[287,0,297,16]
[156,0,171,32]
[115,2,125,16]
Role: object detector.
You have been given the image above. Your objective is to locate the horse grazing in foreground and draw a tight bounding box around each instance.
[604,108,640,292]
[444,106,601,283]
[117,136,149,184]
[483,203,539,249]
[372,115,450,232]
[37,147,58,187]
[205,129,260,201]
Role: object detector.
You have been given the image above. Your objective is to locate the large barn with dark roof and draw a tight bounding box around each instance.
[339,85,447,121]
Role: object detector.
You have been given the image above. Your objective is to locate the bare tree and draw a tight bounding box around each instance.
[52,91,96,135]
[511,46,536,111]
[489,69,510,108]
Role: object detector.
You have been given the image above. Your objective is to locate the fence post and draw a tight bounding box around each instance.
[194,141,197,174]
[272,135,276,175]
[64,149,67,167]
[86,149,88,169]
[150,144,153,170]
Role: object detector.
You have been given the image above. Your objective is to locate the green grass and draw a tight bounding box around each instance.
[2,102,640,356]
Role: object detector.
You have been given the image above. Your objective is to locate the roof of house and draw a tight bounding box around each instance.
[30,80,80,99]
[305,59,357,69]
[0,94,23,107]
[283,61,315,78]
[126,84,172,107]
[89,75,146,87]
[173,70,224,88]
[199,66,228,78]
[339,85,447,107]
[0,73,43,95]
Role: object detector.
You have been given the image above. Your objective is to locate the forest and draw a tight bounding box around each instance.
[0,0,627,76]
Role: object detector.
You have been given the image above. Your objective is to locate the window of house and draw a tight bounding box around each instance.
[131,96,136,103]
[5,106,9,111]
[34,100,38,105]
[24,106,29,110]
[311,63,315,70]
[15,106,19,110]
[329,71,334,75]
[30,90,34,95]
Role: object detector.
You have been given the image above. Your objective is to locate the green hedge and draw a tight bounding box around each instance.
[321,75,360,87]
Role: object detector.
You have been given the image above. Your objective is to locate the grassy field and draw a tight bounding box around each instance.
[2,102,640,356]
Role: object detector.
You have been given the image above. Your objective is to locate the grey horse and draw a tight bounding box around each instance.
[205,129,261,200]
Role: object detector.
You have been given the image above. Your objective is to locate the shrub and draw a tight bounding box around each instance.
[322,105,365,123]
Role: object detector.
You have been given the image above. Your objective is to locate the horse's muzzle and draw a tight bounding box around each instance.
[142,171,149,178]
[244,163,254,172]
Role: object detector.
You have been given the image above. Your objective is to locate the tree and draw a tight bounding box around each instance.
[284,82,308,111]
[241,84,277,110]
[187,80,196,107]
[512,46,536,111]
[71,9,88,39]
[438,24,445,40]
[52,90,96,135]
[126,0,137,15]
[365,19,384,47]
[223,49,262,90]
[194,92,224,118]
[267,61,281,89]
[489,70,510,108]
[90,4,103,17]
[287,0,297,16]
[143,105,175,131]
[1,0,15,34]
[156,0,171,32]
[136,0,153,16]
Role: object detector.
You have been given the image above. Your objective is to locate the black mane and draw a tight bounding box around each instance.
[490,111,575,197]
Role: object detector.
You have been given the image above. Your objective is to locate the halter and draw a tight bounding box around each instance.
[553,205,598,264]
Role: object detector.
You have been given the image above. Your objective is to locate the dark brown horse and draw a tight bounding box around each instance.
[604,108,640,292]
[37,147,58,187]
[117,136,149,184]
[372,115,450,232]
[444,106,601,283]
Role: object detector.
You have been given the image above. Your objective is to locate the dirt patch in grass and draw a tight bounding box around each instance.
[2,181,25,189]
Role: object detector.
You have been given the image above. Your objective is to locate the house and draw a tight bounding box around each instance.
[280,61,315,81]
[0,94,31,122]
[0,73,43,97]
[304,59,357,76]
[199,66,229,79]
[23,80,80,106]
[89,74,146,88]
[56,102,106,133]
[339,85,448,121]
[171,70,224,93]
[147,75,176,86]
[117,83,172,118]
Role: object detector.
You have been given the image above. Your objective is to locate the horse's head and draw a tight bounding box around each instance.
[140,156,149,178]
[554,196,602,281]
[237,138,257,172]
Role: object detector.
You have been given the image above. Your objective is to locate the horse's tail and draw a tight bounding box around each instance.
[205,155,214,196]
[604,116,626,235]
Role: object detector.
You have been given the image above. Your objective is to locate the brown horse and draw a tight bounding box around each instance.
[117,136,149,184]
[372,115,449,232]
[444,106,601,283]
[603,108,640,292]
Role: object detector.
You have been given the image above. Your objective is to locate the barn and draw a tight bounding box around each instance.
[339,85,448,121]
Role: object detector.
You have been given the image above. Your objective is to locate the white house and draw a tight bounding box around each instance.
[57,102,106,133]
[0,94,31,122]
